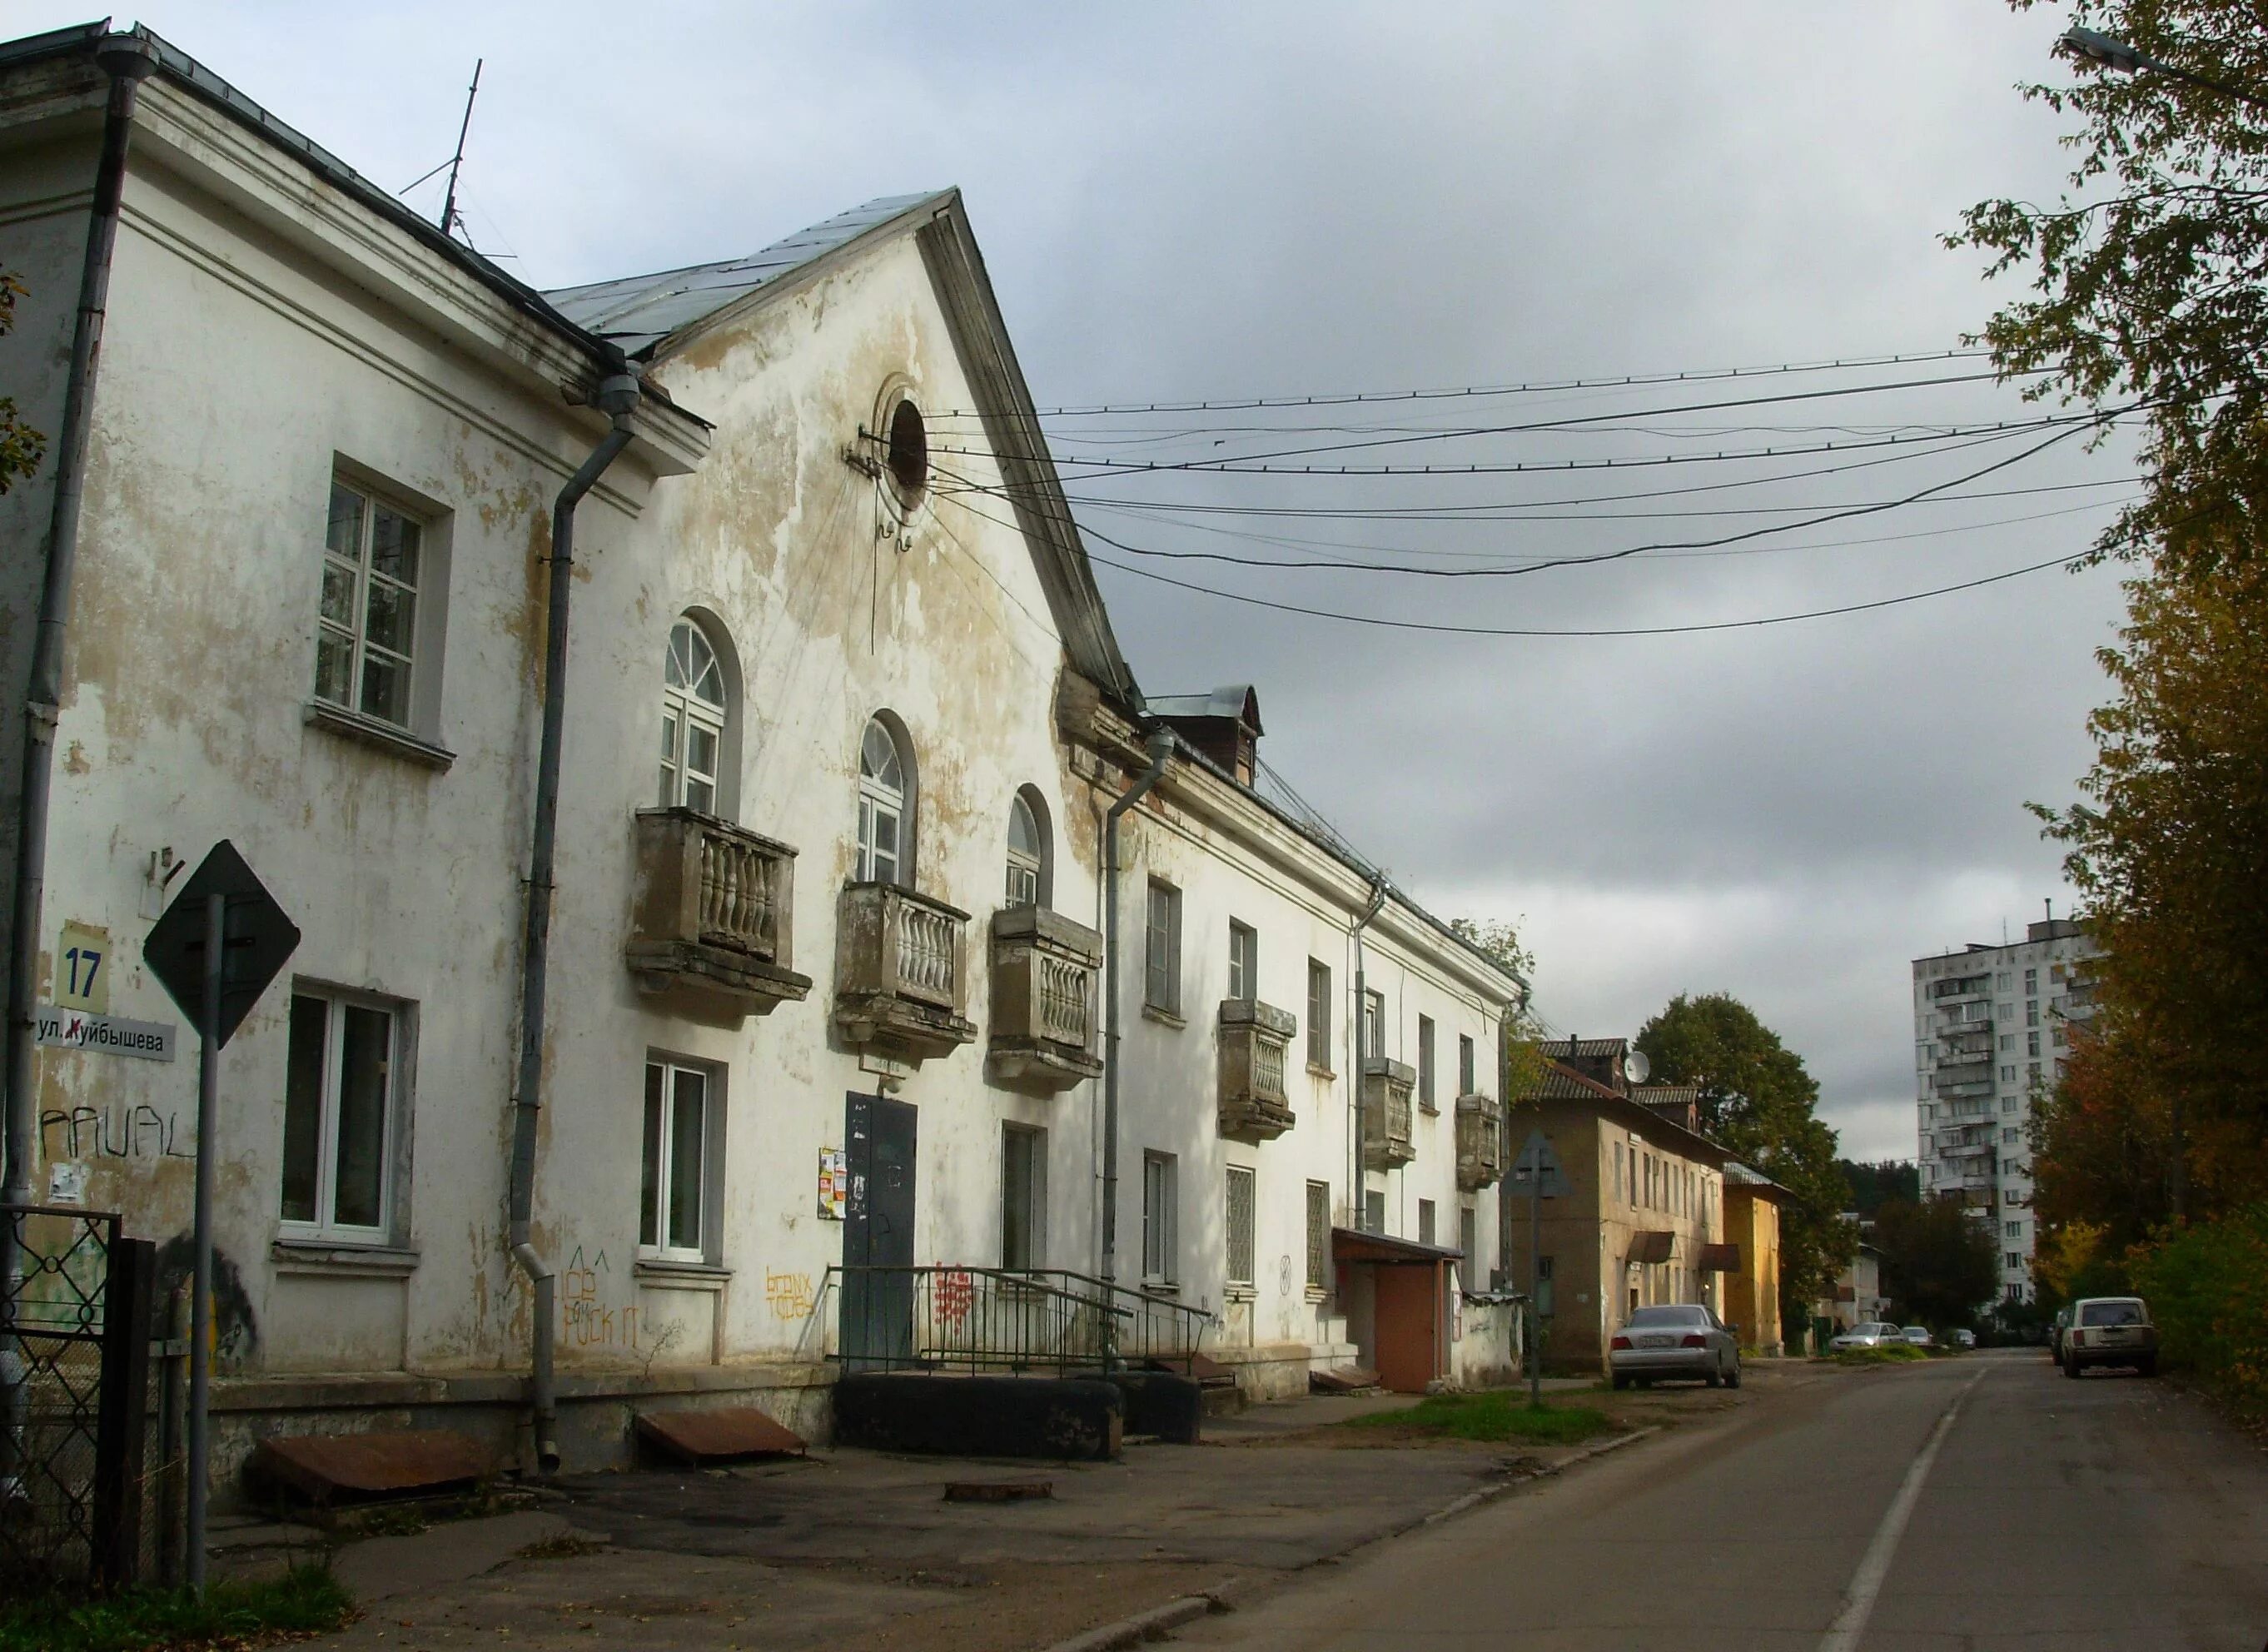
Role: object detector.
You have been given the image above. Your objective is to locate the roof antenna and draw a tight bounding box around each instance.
[438,58,483,238]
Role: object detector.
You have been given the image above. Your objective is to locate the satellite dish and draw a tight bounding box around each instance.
[1625,1048,1652,1085]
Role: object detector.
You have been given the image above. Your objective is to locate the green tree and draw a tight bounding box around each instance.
[1838,1159,1921,1219]
[1634,993,1855,1333]
[1951,2,2268,575]
[0,270,47,492]
[1450,917,1550,1100]
[2032,559,2268,1235]
[1873,1197,1999,1328]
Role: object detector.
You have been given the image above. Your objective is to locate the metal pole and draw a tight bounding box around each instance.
[1528,1148,1541,1409]
[186,890,221,1595]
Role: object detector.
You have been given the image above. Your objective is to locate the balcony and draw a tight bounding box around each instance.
[1936,1003,1993,1032]
[624,808,811,1023]
[1455,1093,1503,1190]
[1217,998,1297,1143]
[1361,1057,1416,1170]
[985,906,1104,1096]
[833,882,977,1066]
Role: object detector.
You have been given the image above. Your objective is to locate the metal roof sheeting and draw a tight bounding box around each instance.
[544,192,950,355]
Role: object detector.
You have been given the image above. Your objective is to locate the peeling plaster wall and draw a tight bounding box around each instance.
[12,127,655,1381]
[530,231,1105,1375]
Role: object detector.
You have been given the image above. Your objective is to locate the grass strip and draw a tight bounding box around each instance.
[0,1563,353,1652]
[1828,1342,1931,1366]
[1340,1391,1616,1445]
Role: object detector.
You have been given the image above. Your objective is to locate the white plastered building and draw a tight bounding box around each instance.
[0,23,1524,1488]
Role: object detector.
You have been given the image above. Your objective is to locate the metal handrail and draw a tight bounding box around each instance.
[824,1263,1212,1375]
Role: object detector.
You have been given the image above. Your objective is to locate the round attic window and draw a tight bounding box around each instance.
[886,396,928,504]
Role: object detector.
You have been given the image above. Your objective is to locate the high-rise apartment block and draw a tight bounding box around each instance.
[1911,917,2098,1303]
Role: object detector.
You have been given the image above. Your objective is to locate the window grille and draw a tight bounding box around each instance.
[1226,1167,1256,1286]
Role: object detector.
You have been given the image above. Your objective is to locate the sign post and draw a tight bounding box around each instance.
[144,843,297,1595]
[1510,1128,1568,1409]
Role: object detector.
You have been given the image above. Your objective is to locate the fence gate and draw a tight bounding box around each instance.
[0,1205,155,1594]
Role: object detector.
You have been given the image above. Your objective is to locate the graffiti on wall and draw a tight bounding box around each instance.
[560,1245,643,1351]
[764,1269,815,1321]
[40,1104,195,1162]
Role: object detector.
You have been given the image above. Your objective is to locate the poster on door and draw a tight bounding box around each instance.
[817,1146,848,1220]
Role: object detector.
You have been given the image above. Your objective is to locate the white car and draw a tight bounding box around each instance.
[1609,1304,1742,1389]
[1830,1321,1902,1351]
[1899,1326,1935,1349]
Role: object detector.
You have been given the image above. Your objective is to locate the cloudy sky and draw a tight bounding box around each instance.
[29,2,2135,1157]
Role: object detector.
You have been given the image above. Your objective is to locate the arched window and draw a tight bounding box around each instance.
[659,618,727,814]
[1006,787,1049,908]
[857,716,912,885]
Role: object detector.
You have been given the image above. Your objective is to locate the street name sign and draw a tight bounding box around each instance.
[32,1005,176,1061]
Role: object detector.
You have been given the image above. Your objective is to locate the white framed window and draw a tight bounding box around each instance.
[659,618,728,814]
[1363,988,1386,1057]
[317,477,425,728]
[1007,789,1047,908]
[1364,1187,1386,1232]
[1459,1205,1477,1276]
[1535,1255,1555,1317]
[1613,1142,1625,1203]
[1459,1033,1476,1096]
[1305,1180,1330,1291]
[1417,1016,1436,1110]
[856,717,911,884]
[1226,1166,1256,1287]
[2005,1219,2022,1238]
[1145,880,1181,1013]
[281,988,402,1241]
[1227,920,1257,1003]
[1306,960,1331,1069]
[1002,1124,1046,1270]
[640,1057,715,1263]
[1142,1151,1178,1285]
[1417,1197,1436,1247]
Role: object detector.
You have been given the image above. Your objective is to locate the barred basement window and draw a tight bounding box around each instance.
[1305,1180,1330,1291]
[1226,1166,1256,1288]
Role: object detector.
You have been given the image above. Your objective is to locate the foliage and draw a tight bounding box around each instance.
[1829,1341,1930,1367]
[1873,1197,1999,1326]
[2032,560,2268,1245]
[1633,993,1856,1332]
[1341,1392,1614,1446]
[0,1565,352,1652]
[2031,1216,2109,1303]
[0,270,47,494]
[2127,1202,2268,1422]
[1838,1159,1920,1218]
[1951,2,2268,576]
[1450,917,1551,1100]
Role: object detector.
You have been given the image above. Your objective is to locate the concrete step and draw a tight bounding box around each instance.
[1201,1382,1249,1419]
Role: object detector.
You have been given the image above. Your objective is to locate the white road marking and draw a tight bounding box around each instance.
[1818,1367,1989,1652]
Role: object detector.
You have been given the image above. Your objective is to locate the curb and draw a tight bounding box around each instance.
[1033,1425,1664,1651]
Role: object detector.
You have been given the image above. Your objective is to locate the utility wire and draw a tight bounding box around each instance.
[928,408,2132,480]
[921,346,2002,419]
[931,415,2117,582]
[935,488,2097,637]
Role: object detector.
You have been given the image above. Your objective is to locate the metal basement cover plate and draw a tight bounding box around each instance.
[254,1429,493,1500]
[634,1406,807,1464]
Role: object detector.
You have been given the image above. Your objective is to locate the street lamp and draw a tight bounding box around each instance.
[2057,24,2268,113]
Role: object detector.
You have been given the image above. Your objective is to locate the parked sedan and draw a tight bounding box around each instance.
[1829,1321,1902,1351]
[1899,1326,1935,1349]
[2065,1296,2159,1377]
[1609,1304,1741,1389]
[2049,1306,2074,1364]
[1951,1328,1977,1350]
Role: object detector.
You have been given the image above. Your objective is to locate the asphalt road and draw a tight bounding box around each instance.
[1176,1350,2268,1651]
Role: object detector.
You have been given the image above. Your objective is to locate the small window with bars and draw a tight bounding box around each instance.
[1226,1166,1256,1288]
[1305,1180,1330,1292]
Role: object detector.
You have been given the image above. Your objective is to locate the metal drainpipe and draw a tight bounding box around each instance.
[1099,725,1175,1290]
[2,32,156,1209]
[1349,880,1387,1230]
[510,369,642,1473]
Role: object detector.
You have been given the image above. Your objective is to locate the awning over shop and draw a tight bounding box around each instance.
[1696,1243,1742,1274]
[1627,1230,1674,1266]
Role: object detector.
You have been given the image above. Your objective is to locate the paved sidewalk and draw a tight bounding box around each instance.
[297,1379,1783,1651]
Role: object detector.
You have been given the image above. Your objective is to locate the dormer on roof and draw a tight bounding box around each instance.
[1151,684,1263,784]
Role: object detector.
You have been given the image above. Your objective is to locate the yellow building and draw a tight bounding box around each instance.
[1719,1164,1789,1355]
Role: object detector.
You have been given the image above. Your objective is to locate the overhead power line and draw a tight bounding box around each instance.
[928,407,2134,480]
[923,346,2003,419]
